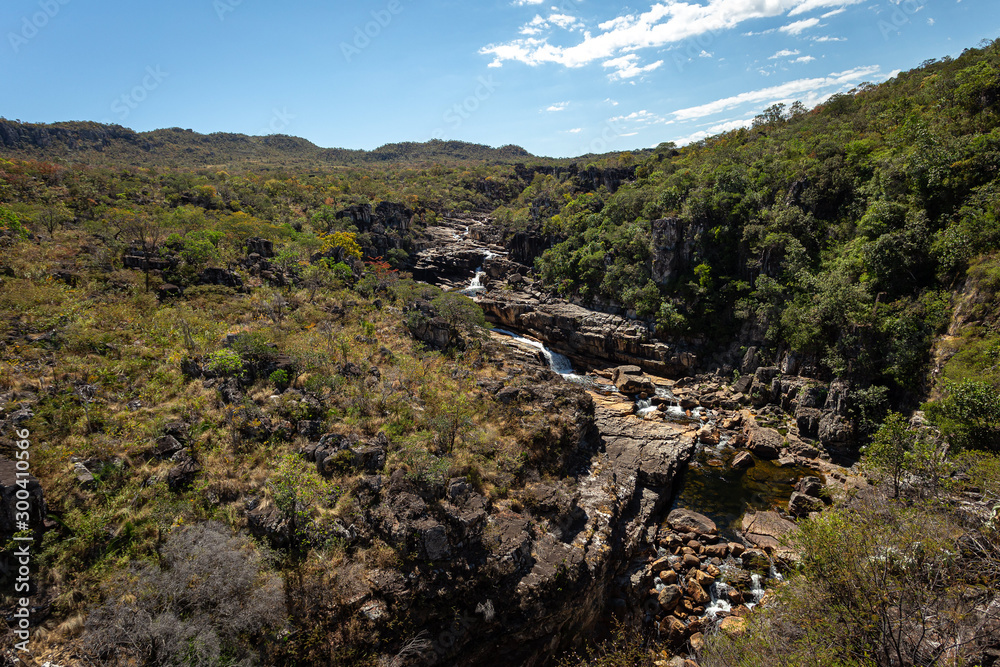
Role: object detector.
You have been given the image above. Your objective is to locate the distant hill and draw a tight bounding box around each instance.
[0,119,563,169]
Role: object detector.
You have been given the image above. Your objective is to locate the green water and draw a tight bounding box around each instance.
[669,447,814,539]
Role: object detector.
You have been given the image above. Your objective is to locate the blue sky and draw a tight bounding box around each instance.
[1,0,997,157]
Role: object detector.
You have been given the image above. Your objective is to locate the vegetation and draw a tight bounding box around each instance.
[3,36,1000,667]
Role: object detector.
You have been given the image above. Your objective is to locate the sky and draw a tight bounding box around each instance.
[1,0,997,158]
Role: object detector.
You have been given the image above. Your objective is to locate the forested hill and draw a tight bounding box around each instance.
[495,39,1000,422]
[0,119,571,169]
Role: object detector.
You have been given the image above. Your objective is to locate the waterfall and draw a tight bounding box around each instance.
[745,573,767,609]
[635,397,658,418]
[461,267,487,296]
[704,581,733,617]
[492,329,584,381]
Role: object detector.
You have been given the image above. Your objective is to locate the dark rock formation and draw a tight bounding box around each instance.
[480,287,697,376]
[0,458,45,537]
[650,217,702,285]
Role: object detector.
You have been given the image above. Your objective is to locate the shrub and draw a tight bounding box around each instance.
[206,348,244,377]
[82,522,284,666]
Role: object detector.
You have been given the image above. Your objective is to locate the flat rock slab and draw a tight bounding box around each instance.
[666,508,718,536]
[741,510,797,550]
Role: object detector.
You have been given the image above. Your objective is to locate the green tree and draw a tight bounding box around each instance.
[925,379,1000,452]
[431,292,487,333]
[861,411,912,498]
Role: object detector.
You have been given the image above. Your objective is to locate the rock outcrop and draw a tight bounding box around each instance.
[0,457,45,537]
[286,360,698,666]
[479,287,698,377]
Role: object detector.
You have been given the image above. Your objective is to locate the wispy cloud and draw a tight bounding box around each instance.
[672,117,756,145]
[669,65,882,120]
[787,0,864,16]
[519,13,584,35]
[603,54,664,80]
[565,127,582,133]
[484,0,864,72]
[795,55,816,63]
[512,0,543,5]
[769,48,801,59]
[780,17,821,34]
[546,101,570,112]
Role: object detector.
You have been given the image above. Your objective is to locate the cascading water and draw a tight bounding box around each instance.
[493,328,584,381]
[461,268,487,296]
[704,581,733,617]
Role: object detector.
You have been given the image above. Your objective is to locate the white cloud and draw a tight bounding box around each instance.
[511,0,543,5]
[812,35,846,42]
[546,101,570,112]
[518,12,583,35]
[787,0,864,16]
[795,55,816,63]
[769,48,801,59]
[669,65,882,120]
[699,49,713,58]
[927,17,935,25]
[603,54,663,80]
[821,8,846,17]
[605,98,619,106]
[566,128,583,133]
[483,0,865,72]
[780,18,821,35]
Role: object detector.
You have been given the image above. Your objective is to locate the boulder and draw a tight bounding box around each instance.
[818,413,852,448]
[153,435,183,459]
[741,510,797,550]
[795,476,824,498]
[697,424,720,445]
[74,462,95,488]
[746,426,783,460]
[687,579,710,606]
[419,520,451,561]
[658,615,688,643]
[797,383,827,409]
[788,491,824,517]
[612,365,656,395]
[730,451,754,470]
[166,451,201,490]
[667,508,718,536]
[795,407,823,438]
[658,584,683,611]
[719,616,747,636]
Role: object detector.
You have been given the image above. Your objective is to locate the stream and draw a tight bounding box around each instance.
[442,232,801,639]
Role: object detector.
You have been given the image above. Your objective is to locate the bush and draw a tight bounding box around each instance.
[925,379,1000,452]
[431,292,487,333]
[206,348,244,377]
[82,522,284,666]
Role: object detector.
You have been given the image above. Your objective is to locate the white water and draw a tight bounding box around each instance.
[704,581,733,617]
[744,573,767,610]
[493,328,584,382]
[461,267,487,296]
